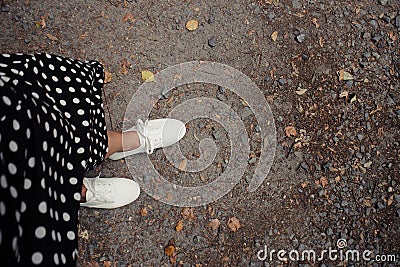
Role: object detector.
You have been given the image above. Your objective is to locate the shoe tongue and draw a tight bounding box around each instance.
[136,131,147,152]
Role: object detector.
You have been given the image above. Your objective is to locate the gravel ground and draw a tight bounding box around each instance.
[1,0,399,266]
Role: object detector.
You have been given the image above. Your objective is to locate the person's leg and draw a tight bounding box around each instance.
[105,130,140,159]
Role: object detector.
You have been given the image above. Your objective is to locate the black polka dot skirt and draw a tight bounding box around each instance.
[0,53,108,266]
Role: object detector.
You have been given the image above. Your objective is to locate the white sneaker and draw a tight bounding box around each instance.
[108,118,186,160]
[80,177,140,209]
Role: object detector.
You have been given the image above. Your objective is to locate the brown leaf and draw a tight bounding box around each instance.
[208,219,221,231]
[186,19,199,31]
[121,59,131,75]
[387,195,394,206]
[35,17,46,28]
[104,70,112,83]
[122,12,135,23]
[227,217,241,232]
[312,17,320,28]
[320,176,328,188]
[140,207,148,217]
[178,159,187,171]
[164,245,175,257]
[271,31,278,42]
[46,33,58,41]
[103,261,111,267]
[182,207,196,221]
[175,220,184,231]
[284,126,297,137]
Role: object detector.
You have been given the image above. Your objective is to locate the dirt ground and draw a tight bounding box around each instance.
[1,0,399,266]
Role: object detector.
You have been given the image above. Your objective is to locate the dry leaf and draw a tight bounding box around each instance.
[387,195,394,206]
[46,33,58,41]
[35,17,46,28]
[164,245,175,257]
[208,219,221,231]
[186,19,199,31]
[141,70,154,82]
[178,159,187,171]
[271,31,278,42]
[284,126,297,137]
[140,207,148,216]
[320,176,328,188]
[339,91,349,98]
[104,70,112,83]
[103,261,111,267]
[175,220,184,231]
[295,88,307,95]
[337,69,353,81]
[301,182,307,188]
[121,59,131,75]
[319,36,324,47]
[227,217,241,232]
[122,12,135,23]
[363,198,372,207]
[312,18,320,28]
[182,207,196,221]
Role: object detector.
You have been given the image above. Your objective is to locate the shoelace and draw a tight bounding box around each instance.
[136,119,162,154]
[90,176,114,203]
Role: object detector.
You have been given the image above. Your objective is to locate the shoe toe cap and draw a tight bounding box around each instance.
[113,179,140,207]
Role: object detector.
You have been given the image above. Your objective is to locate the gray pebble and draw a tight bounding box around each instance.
[396,15,400,28]
[1,6,10,12]
[208,15,215,24]
[362,32,371,39]
[369,20,379,29]
[379,0,388,5]
[300,162,308,171]
[278,78,286,86]
[255,125,261,133]
[208,36,216,47]
[248,157,257,164]
[357,134,363,140]
[341,200,348,207]
[292,0,302,9]
[216,92,226,101]
[296,33,305,43]
[322,162,331,172]
[265,11,275,20]
[333,136,339,143]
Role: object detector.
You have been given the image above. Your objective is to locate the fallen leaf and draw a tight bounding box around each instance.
[122,12,135,23]
[46,33,58,41]
[35,17,46,28]
[363,198,372,207]
[387,195,394,206]
[320,176,328,188]
[186,19,199,31]
[350,94,357,103]
[295,88,307,95]
[104,70,112,83]
[164,245,175,257]
[301,182,307,188]
[337,69,353,81]
[140,207,148,216]
[284,126,297,137]
[208,219,221,230]
[121,59,131,75]
[363,161,372,168]
[319,36,324,47]
[339,91,349,98]
[141,70,154,82]
[175,220,184,231]
[227,217,241,232]
[103,261,111,267]
[312,17,320,28]
[178,159,187,171]
[182,207,196,221]
[271,31,278,42]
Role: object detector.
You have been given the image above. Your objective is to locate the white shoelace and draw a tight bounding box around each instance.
[89,177,114,203]
[136,119,162,154]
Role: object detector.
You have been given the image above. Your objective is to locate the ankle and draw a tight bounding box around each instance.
[122,131,140,151]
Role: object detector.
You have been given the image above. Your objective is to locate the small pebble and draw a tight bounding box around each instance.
[1,6,10,12]
[296,33,305,43]
[396,15,400,28]
[379,0,388,5]
[208,36,216,47]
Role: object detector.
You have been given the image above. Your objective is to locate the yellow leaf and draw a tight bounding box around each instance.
[271,31,278,42]
[186,19,199,31]
[140,207,148,216]
[141,70,154,82]
[164,245,175,257]
[104,70,112,83]
[320,176,328,188]
[175,220,184,231]
[337,69,353,81]
[295,88,307,95]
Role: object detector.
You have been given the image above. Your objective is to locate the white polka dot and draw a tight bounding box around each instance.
[8,163,17,175]
[54,210,59,220]
[67,231,75,240]
[63,212,70,222]
[67,162,73,170]
[38,201,47,214]
[68,86,75,92]
[39,60,44,67]
[24,179,32,190]
[77,109,84,115]
[73,192,81,201]
[54,253,59,265]
[26,128,31,139]
[20,201,26,213]
[15,210,20,222]
[57,232,61,242]
[73,98,80,104]
[76,77,82,83]
[35,226,46,239]
[60,65,66,71]
[9,141,18,152]
[32,252,43,265]
[52,76,58,82]
[60,100,66,106]
[64,112,71,119]
[41,73,47,79]
[43,141,48,151]
[64,76,71,82]
[77,147,84,154]
[33,66,38,74]
[82,120,89,126]
[28,157,35,168]
[61,253,66,264]
[71,68,76,73]
[0,201,5,216]
[13,120,20,131]
[60,194,66,203]
[10,186,17,198]
[2,96,11,106]
[45,53,52,59]
[49,64,55,70]
[0,175,7,189]
[69,177,78,185]
[51,230,56,241]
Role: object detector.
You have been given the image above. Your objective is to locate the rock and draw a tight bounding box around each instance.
[208,36,216,47]
[1,6,10,12]
[265,11,275,20]
[248,157,257,164]
[396,15,400,28]
[321,162,331,172]
[216,92,226,101]
[379,0,388,5]
[369,20,378,29]
[292,0,302,9]
[208,15,215,24]
[278,78,286,86]
[300,162,308,171]
[296,33,305,43]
